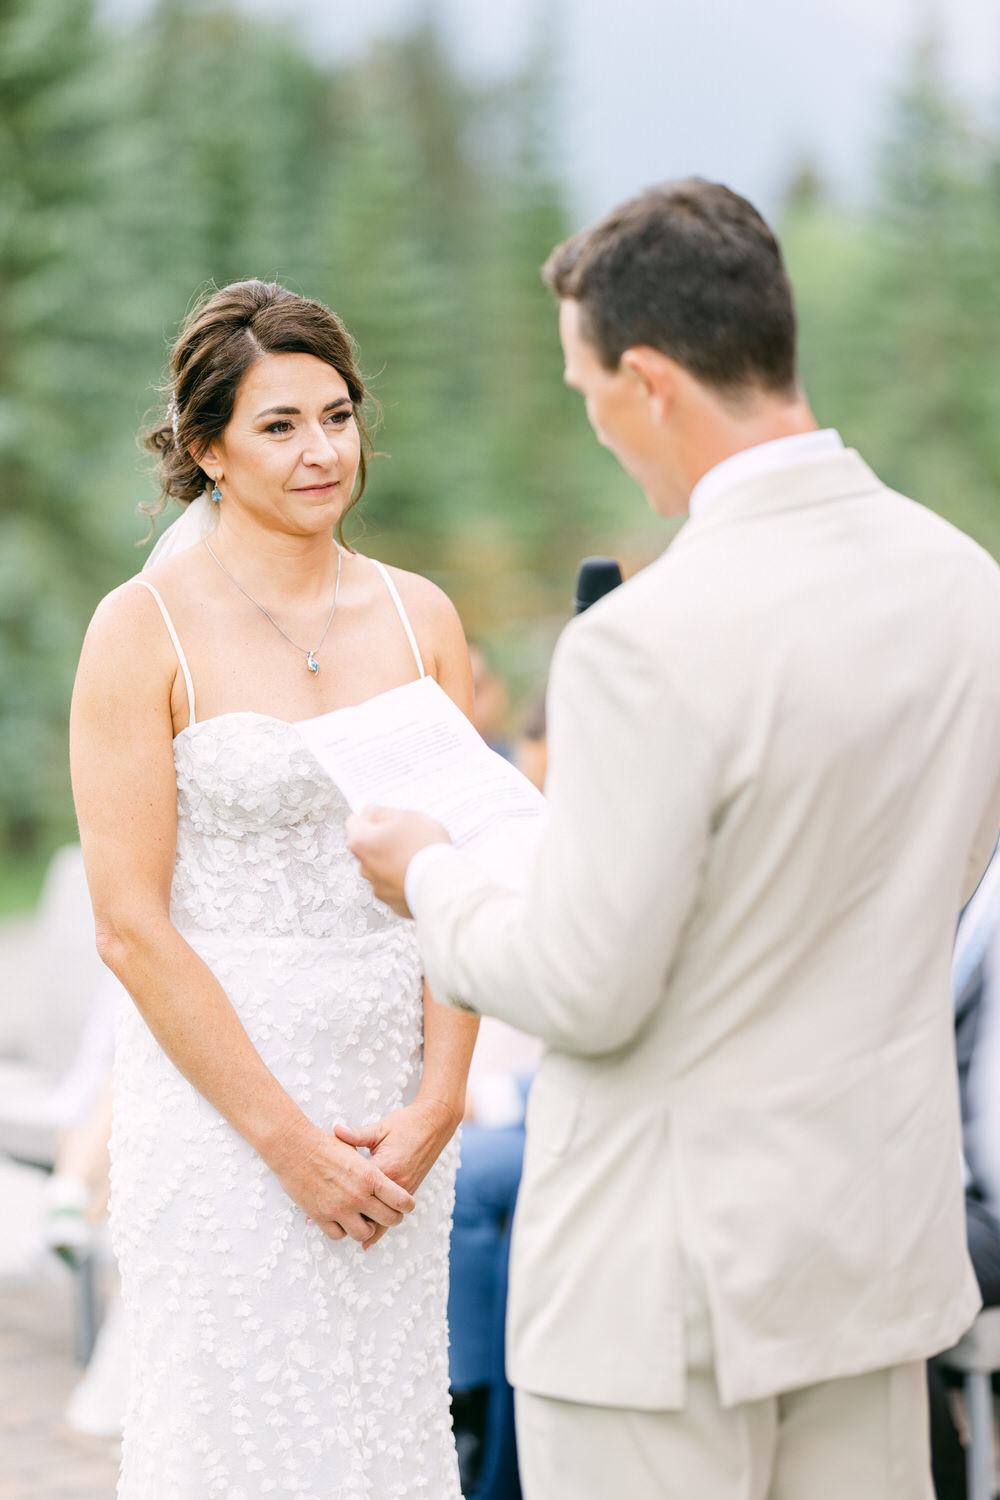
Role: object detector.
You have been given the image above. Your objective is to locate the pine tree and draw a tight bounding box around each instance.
[0,0,118,849]
[786,33,1000,554]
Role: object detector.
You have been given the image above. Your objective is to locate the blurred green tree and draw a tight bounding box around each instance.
[0,0,119,852]
[786,33,1000,554]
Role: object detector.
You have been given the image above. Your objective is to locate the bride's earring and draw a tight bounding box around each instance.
[211,476,222,504]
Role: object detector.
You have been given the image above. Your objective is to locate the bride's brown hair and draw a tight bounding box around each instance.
[143,280,375,539]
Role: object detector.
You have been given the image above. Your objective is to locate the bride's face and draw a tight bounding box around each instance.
[201,351,362,535]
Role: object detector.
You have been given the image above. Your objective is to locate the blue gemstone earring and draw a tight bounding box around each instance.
[211,480,222,504]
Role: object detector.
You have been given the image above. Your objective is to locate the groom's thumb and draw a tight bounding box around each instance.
[345,807,390,856]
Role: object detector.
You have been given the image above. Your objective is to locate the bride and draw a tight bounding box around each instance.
[70,279,477,1498]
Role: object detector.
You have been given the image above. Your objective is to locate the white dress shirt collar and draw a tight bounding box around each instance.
[688,429,845,520]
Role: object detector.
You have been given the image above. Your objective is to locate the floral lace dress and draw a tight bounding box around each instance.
[110,577,461,1500]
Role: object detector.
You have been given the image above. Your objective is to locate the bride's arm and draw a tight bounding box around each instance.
[70,581,415,1243]
[416,578,481,1119]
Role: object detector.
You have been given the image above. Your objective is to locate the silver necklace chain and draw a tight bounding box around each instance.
[203,538,343,675]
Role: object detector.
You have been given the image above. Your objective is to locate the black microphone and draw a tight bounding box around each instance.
[574,556,623,615]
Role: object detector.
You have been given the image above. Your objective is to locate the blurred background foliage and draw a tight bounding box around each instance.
[1,0,999,888]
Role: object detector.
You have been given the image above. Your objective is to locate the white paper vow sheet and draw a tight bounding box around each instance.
[296,676,546,891]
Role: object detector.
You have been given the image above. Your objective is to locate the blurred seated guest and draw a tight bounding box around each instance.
[43,965,121,1264]
[449,691,547,1500]
[512,690,547,796]
[929,845,1000,1499]
[450,1023,540,1498]
[469,644,512,760]
[41,963,130,1438]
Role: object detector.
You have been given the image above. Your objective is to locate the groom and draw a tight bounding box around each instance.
[347,180,1000,1498]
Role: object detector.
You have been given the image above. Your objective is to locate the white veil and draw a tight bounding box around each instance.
[141,492,219,572]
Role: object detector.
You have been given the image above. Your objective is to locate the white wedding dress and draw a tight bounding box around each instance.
[110,554,461,1500]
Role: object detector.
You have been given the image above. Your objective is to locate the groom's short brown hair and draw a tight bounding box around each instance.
[542,179,798,397]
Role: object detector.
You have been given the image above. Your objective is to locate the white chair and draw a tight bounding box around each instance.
[0,845,114,1362]
[938,1308,1000,1500]
[0,844,106,1166]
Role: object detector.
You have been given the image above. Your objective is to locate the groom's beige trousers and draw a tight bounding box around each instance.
[515,1360,933,1500]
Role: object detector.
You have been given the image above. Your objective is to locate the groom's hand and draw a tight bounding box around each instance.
[345,807,451,917]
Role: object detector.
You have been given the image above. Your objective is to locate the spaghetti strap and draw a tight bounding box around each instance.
[370,559,426,679]
[136,580,197,726]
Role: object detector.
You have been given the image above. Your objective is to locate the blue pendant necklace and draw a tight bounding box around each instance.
[204,539,343,675]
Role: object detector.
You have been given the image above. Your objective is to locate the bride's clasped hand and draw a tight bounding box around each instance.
[262,1111,416,1245]
[336,1094,466,1248]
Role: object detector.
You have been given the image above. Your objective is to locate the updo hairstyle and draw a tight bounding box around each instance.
[144,280,374,533]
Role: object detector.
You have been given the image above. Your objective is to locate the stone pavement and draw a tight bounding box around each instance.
[0,1153,118,1499]
[0,1273,119,1499]
[0,908,119,1497]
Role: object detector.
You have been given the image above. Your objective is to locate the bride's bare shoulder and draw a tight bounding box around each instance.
[72,580,178,732]
[357,552,463,635]
[134,542,213,596]
[83,544,207,660]
[355,552,471,705]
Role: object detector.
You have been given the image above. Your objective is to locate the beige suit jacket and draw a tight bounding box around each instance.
[411,451,1000,1409]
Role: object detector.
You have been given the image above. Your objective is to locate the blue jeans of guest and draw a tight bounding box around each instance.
[449,1123,525,1500]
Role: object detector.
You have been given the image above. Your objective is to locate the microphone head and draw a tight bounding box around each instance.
[574,556,623,615]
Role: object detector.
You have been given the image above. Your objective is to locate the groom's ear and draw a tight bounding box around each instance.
[620,346,681,426]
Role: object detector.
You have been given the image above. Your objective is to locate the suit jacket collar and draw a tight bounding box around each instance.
[677,449,883,539]
[689,429,845,518]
